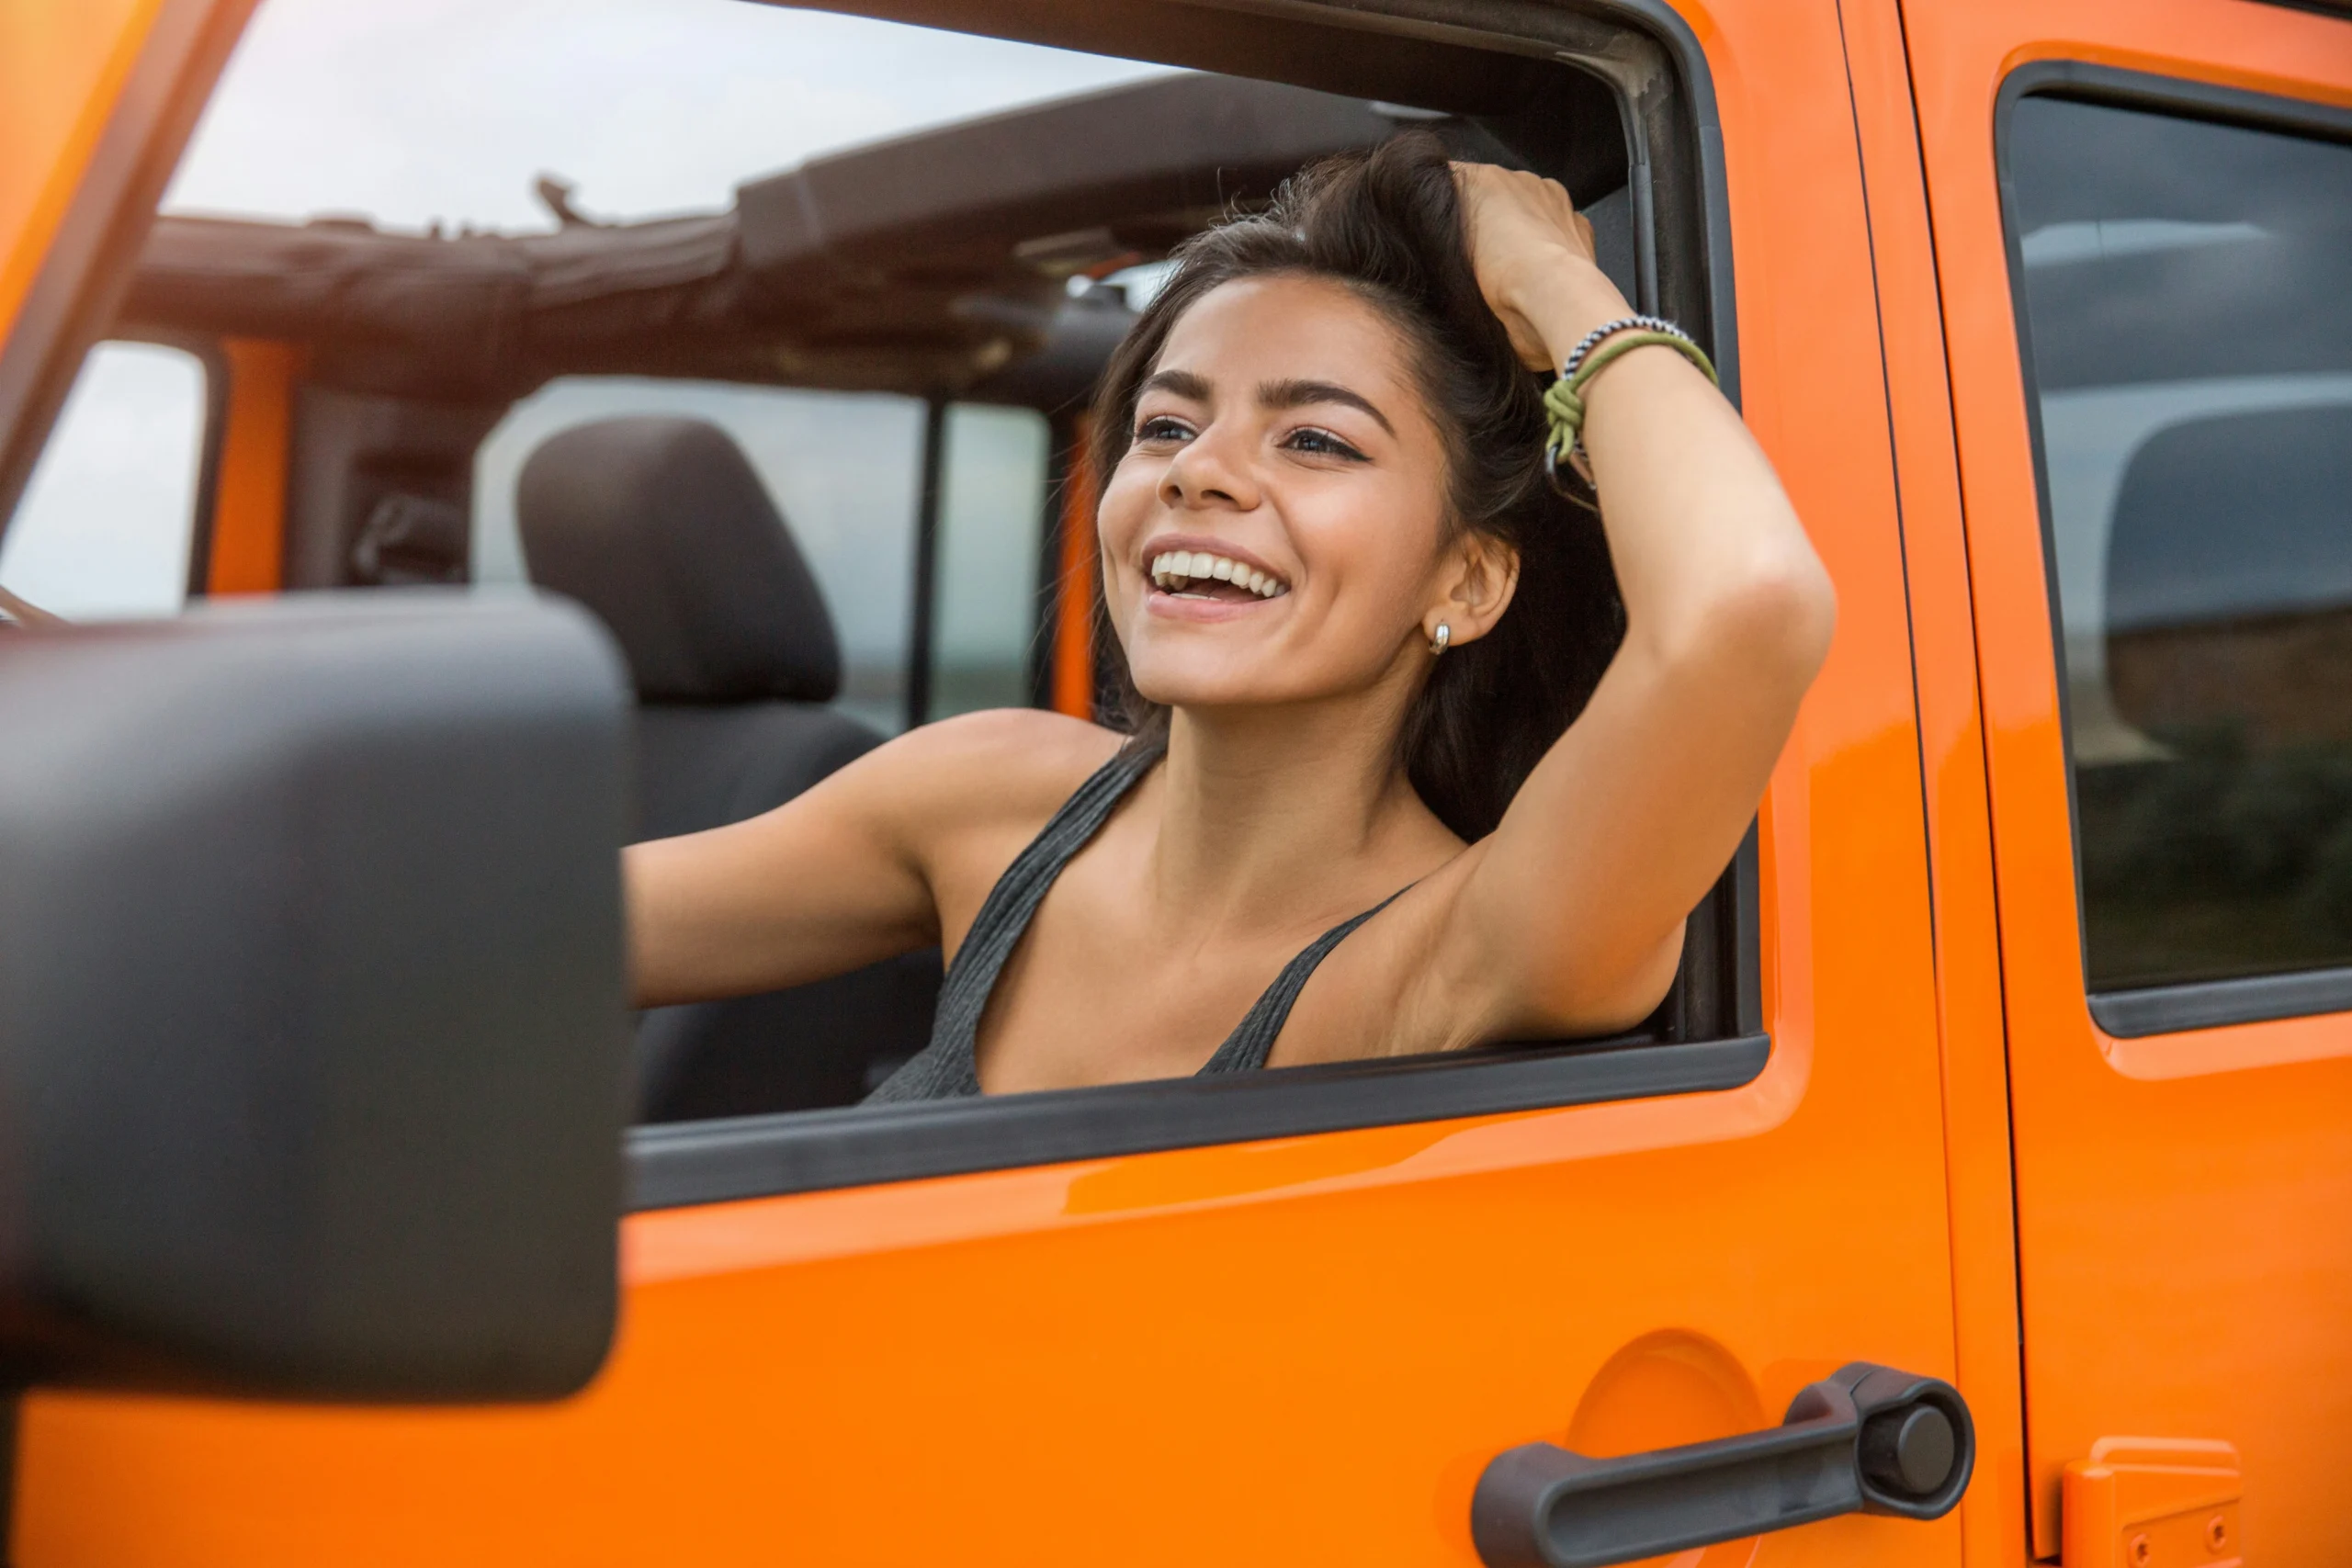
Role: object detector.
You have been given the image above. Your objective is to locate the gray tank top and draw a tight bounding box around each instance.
[865,740,1406,1101]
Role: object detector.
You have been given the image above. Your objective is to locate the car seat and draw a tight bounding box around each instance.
[517,415,939,1119]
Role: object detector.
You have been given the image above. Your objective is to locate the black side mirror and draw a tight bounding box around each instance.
[0,594,629,1401]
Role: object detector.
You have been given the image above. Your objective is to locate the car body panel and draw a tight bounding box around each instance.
[1835,1,2032,1561]
[2,0,1973,1562]
[13,0,2344,1562]
[0,0,165,350]
[1898,0,2352,1559]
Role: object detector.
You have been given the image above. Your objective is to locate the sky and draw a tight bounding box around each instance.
[3,0,1165,628]
[163,0,1170,231]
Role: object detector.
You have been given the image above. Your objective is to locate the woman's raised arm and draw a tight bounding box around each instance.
[1429,164,1835,1041]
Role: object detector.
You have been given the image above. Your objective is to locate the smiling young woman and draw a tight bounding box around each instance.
[624,133,1833,1100]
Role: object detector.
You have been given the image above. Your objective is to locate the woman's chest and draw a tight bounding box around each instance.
[967,866,1332,1095]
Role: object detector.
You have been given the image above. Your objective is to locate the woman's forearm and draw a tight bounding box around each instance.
[1503,255,1832,680]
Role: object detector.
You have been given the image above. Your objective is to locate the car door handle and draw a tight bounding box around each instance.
[1471,1361,1974,1568]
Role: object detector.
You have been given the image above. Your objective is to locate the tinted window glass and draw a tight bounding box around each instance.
[2,342,209,620]
[2007,96,2352,992]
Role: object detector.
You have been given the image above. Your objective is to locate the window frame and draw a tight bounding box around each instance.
[1993,59,2352,1040]
[628,0,1760,1207]
[917,399,1059,728]
[4,331,226,617]
[0,0,251,535]
[161,331,232,600]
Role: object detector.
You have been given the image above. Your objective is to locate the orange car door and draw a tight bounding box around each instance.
[1905,1,2352,1562]
[10,0,1968,1563]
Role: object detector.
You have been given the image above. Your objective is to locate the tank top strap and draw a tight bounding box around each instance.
[864,739,1164,1103]
[1197,886,1412,1077]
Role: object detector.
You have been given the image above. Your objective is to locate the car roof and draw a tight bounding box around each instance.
[122,73,1433,409]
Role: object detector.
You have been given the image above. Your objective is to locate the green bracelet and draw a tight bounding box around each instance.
[1543,329,1721,477]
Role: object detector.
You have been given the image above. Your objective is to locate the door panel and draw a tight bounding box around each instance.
[1900,0,2352,1560]
[12,0,1962,1562]
[1836,0,2034,1561]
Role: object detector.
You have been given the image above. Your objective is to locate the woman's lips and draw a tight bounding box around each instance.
[1144,584,1278,622]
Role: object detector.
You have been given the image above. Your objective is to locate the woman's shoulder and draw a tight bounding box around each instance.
[845,707,1129,846]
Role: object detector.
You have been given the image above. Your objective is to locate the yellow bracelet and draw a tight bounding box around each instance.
[1543,329,1721,480]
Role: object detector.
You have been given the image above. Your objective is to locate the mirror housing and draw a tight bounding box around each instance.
[0,595,629,1401]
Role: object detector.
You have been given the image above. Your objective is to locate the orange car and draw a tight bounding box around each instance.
[0,0,2346,1564]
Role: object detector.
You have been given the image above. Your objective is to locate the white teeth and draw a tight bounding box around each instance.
[1148,549,1287,599]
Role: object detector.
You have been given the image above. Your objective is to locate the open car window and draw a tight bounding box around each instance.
[2,341,211,621]
[114,0,1755,1192]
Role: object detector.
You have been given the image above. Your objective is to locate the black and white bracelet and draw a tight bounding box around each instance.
[1557,313,1697,382]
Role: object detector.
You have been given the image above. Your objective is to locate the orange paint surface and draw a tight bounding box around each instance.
[1896,0,2352,1559]
[1049,418,1099,719]
[7,1,1976,1562]
[16,0,2344,1561]
[204,338,300,595]
[0,0,166,355]
[1835,1,2032,1561]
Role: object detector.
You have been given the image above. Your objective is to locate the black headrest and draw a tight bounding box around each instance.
[516,416,840,703]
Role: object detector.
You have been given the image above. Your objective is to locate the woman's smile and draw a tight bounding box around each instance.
[1141,534,1292,622]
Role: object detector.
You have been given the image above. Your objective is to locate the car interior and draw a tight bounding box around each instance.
[63,0,1753,1123]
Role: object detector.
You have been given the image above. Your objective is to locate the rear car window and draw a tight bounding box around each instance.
[2004,95,2352,996]
[476,379,930,735]
[474,388,1053,735]
[931,404,1052,721]
[1,341,209,620]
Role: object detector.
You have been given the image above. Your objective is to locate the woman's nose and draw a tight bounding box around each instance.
[1160,428,1258,510]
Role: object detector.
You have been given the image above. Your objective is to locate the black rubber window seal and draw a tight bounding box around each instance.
[2091,968,2352,1040]
[628,1032,1770,1211]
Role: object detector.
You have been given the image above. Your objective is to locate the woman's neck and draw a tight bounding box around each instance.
[1141,682,1453,936]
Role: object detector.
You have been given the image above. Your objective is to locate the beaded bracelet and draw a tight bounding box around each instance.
[1557,313,1690,381]
[1544,318,1718,492]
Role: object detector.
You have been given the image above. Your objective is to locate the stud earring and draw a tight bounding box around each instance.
[1430,621,1451,656]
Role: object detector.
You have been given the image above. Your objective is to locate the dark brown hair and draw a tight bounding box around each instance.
[1091,131,1623,840]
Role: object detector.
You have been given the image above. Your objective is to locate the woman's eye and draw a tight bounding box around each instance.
[1135,415,1194,444]
[1283,426,1368,461]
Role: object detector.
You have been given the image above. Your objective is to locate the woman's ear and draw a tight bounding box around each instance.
[1425,532,1521,649]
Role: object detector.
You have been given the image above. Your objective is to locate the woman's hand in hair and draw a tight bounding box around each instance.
[1452,163,1617,371]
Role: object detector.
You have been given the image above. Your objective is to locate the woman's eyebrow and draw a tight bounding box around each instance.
[1257,378,1396,436]
[1140,368,1213,401]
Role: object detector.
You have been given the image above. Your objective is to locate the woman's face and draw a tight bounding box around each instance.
[1098,274,1474,715]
